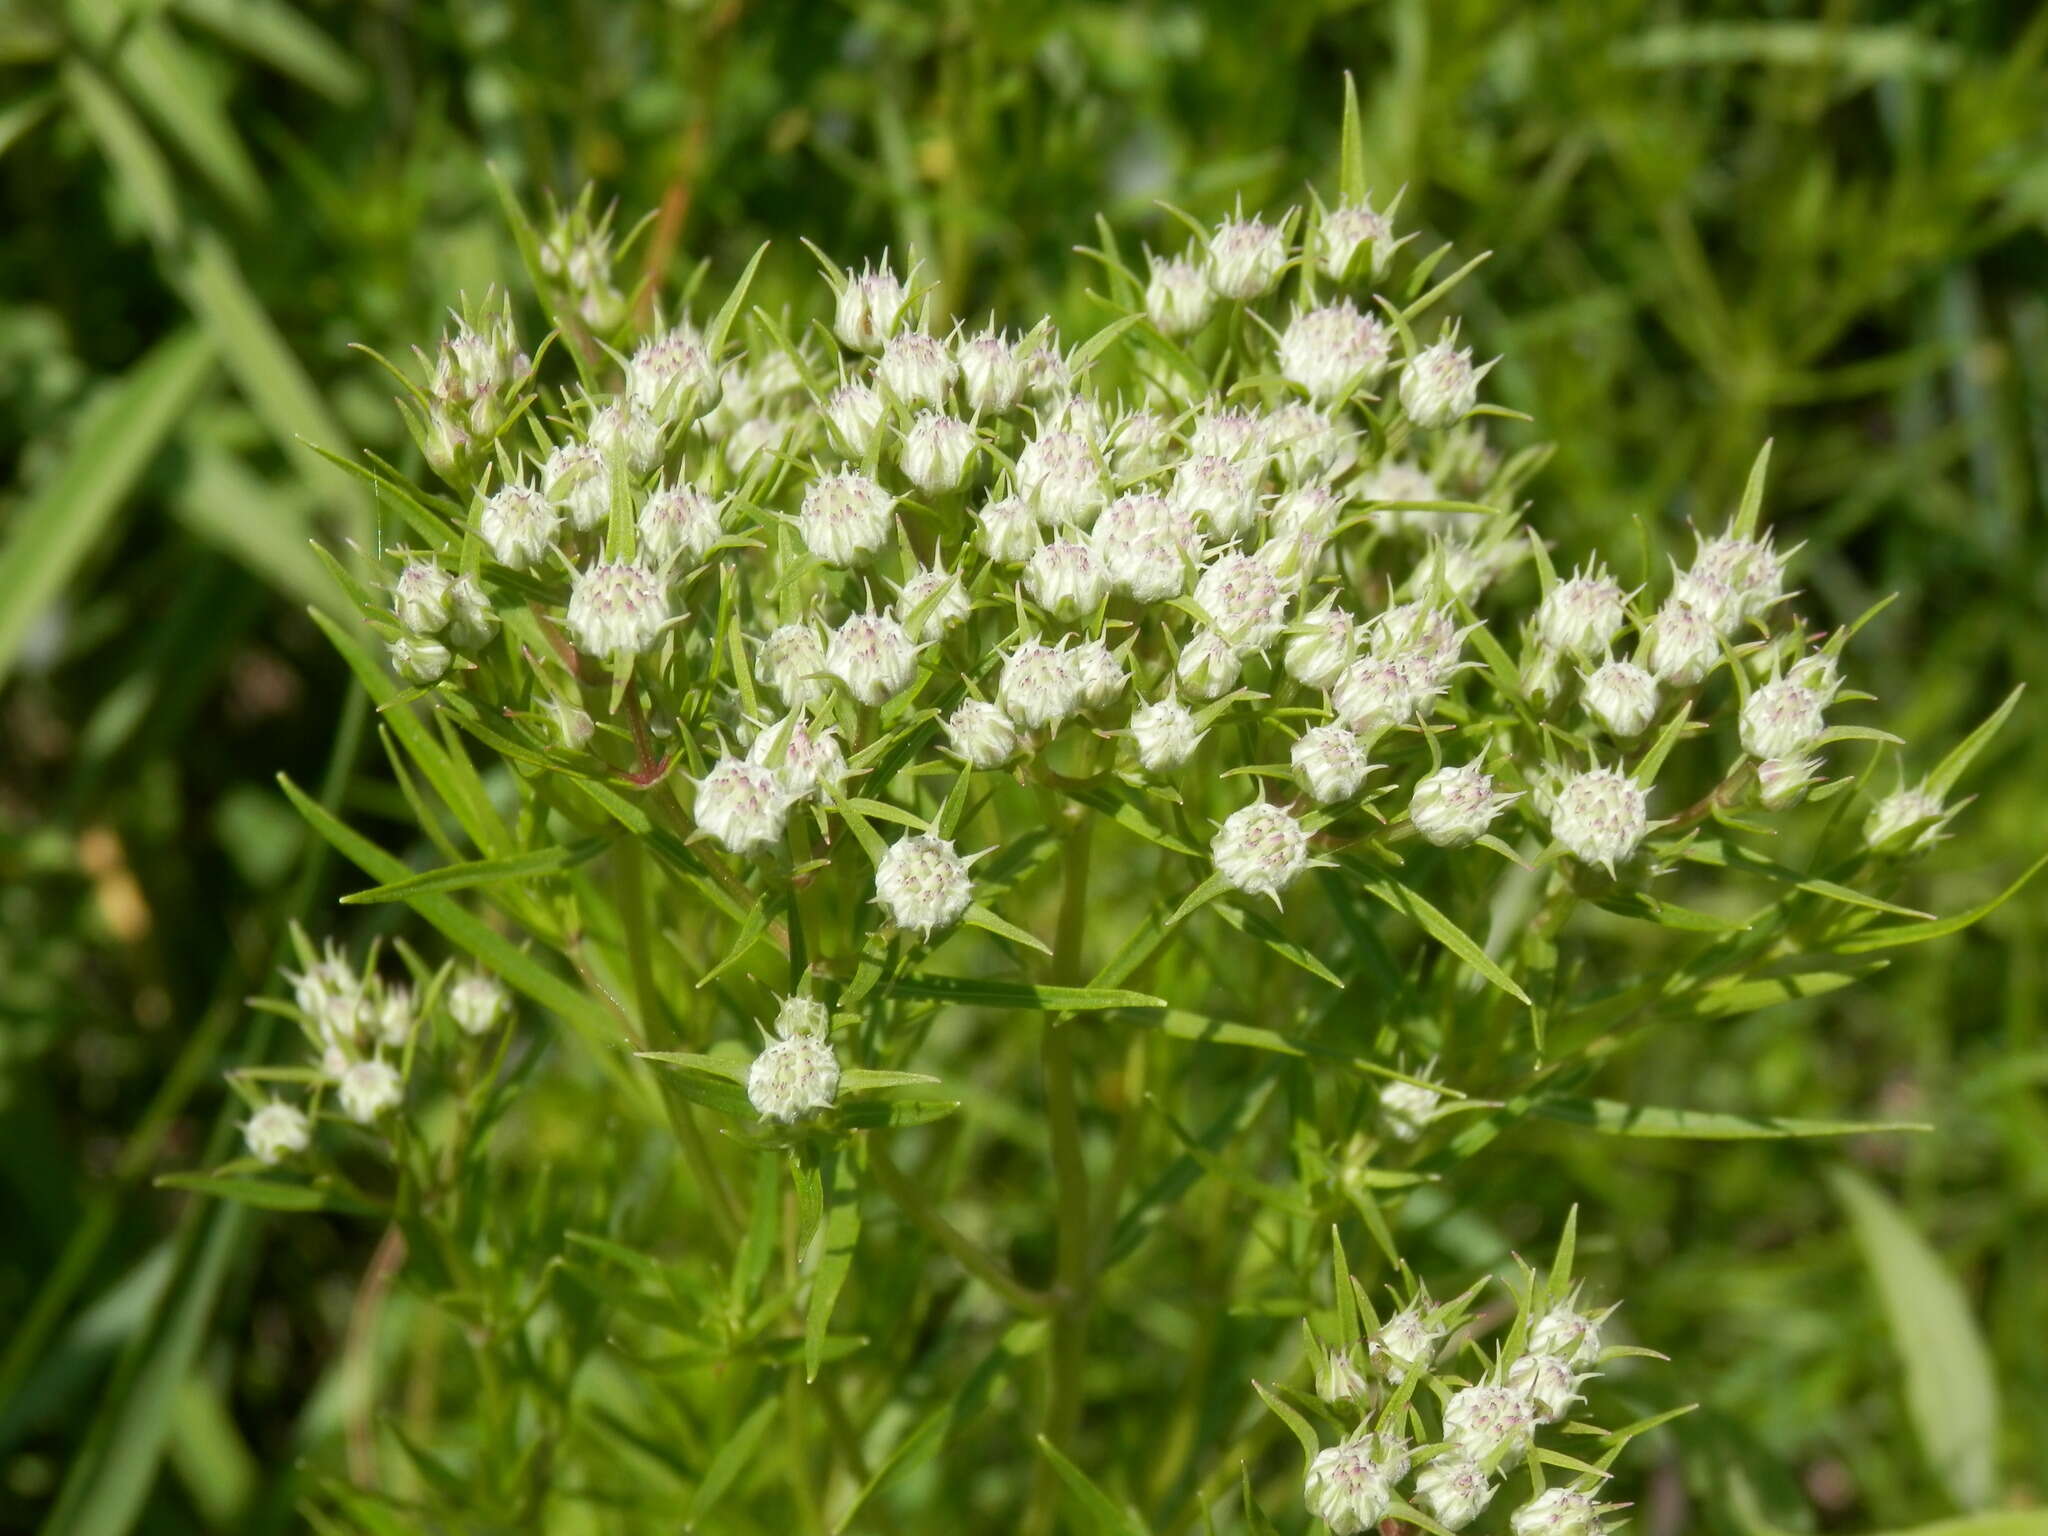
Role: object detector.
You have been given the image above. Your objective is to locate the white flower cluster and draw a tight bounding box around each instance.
[368,175,1943,1005]
[1296,1264,1631,1535]
[238,935,509,1166]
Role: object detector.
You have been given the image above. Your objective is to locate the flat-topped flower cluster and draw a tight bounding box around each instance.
[364,180,1954,1032]
[1289,1233,1655,1535]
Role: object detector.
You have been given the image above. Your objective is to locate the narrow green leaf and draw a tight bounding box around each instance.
[1033,1435,1151,1536]
[1836,853,2048,955]
[0,329,214,682]
[683,1395,778,1530]
[805,1154,862,1381]
[1533,1098,1929,1140]
[887,973,1165,1012]
[1926,685,2025,799]
[153,1172,381,1215]
[1356,869,1531,1005]
[341,837,609,904]
[1832,1169,2000,1511]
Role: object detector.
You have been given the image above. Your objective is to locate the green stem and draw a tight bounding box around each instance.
[869,1141,1052,1314]
[1029,815,1096,1533]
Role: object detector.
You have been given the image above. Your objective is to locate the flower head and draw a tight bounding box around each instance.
[694,757,796,855]
[638,481,725,567]
[567,562,668,658]
[480,484,558,570]
[901,411,978,493]
[1317,198,1398,282]
[878,330,957,406]
[833,261,907,352]
[1212,800,1317,904]
[1582,659,1659,739]
[338,1058,403,1124]
[747,1005,840,1123]
[1865,783,1954,856]
[943,700,1020,769]
[999,640,1080,732]
[449,970,511,1036]
[245,1101,310,1164]
[1443,1383,1540,1470]
[1279,300,1392,403]
[1415,1456,1495,1532]
[826,610,919,706]
[957,328,1026,415]
[1400,338,1488,429]
[1740,676,1827,761]
[1410,761,1518,848]
[1537,566,1628,660]
[1511,1487,1605,1536]
[1549,767,1650,875]
[1206,213,1290,300]
[1131,697,1204,772]
[1145,254,1212,336]
[760,622,828,706]
[1303,1435,1396,1535]
[543,441,610,531]
[1292,724,1373,803]
[874,834,975,936]
[799,471,896,566]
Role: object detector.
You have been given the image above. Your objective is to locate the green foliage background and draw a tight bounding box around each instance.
[1,0,2044,1530]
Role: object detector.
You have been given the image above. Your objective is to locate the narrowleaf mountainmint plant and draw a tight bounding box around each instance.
[194,94,2024,1531]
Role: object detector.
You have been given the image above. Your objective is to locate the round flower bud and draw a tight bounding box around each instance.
[543,441,610,532]
[1333,656,1434,733]
[1379,1077,1443,1141]
[1671,565,1741,636]
[1146,254,1213,336]
[1443,1384,1539,1471]
[1285,601,1357,690]
[877,330,957,406]
[1109,408,1174,476]
[1756,755,1824,811]
[389,635,452,685]
[725,414,789,476]
[638,481,725,567]
[1280,301,1392,403]
[1511,1487,1605,1536]
[1269,482,1345,565]
[587,402,663,475]
[833,262,907,353]
[1195,551,1288,648]
[567,561,668,658]
[749,712,846,799]
[1021,335,1071,400]
[1212,800,1315,904]
[1188,406,1267,464]
[1205,214,1290,301]
[393,562,454,634]
[694,756,796,855]
[1069,639,1127,711]
[1176,628,1243,701]
[747,1031,839,1125]
[244,1101,310,1165]
[1399,338,1486,430]
[1693,532,1786,624]
[1372,602,1465,684]
[1864,785,1950,856]
[1506,1353,1585,1423]
[479,483,559,570]
[1550,768,1650,875]
[957,328,1026,415]
[998,640,1079,732]
[892,561,971,641]
[1537,567,1628,660]
[1316,1346,1369,1404]
[1741,676,1827,761]
[1414,1456,1495,1533]
[1130,696,1203,772]
[1023,534,1107,621]
[1170,455,1259,540]
[1642,596,1720,686]
[943,700,1020,769]
[901,411,978,493]
[1528,1302,1605,1365]
[1317,199,1398,283]
[821,379,885,457]
[448,970,511,1036]
[760,622,828,707]
[799,470,896,567]
[875,833,975,936]
[1372,1304,1444,1382]
[1097,493,1198,603]
[1017,430,1107,527]
[1303,1436,1395,1535]
[441,574,497,651]
[1410,762,1517,848]
[627,326,716,423]
[371,982,415,1048]
[826,610,919,706]
[338,1058,403,1124]
[1582,659,1659,739]
[1292,724,1373,804]
[976,495,1041,563]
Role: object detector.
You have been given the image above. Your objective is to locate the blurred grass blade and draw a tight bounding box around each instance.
[0,86,55,160]
[171,227,369,534]
[172,0,366,103]
[1534,1098,1928,1139]
[1831,1169,2000,1511]
[172,443,339,613]
[0,328,215,684]
[107,18,268,219]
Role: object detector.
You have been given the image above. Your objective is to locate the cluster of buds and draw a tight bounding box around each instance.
[403,291,532,484]
[233,930,511,1166]
[344,169,1988,1108]
[1288,1234,1643,1535]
